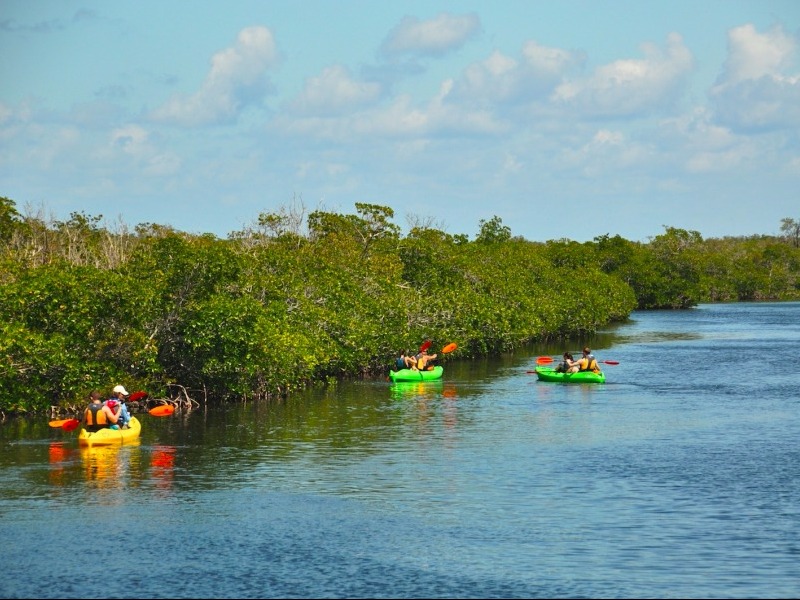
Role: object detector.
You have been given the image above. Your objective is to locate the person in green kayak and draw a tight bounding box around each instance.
[394,350,415,371]
[415,348,438,371]
[555,352,579,373]
[577,347,601,373]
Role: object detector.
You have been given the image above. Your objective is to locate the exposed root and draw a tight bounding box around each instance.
[143,383,201,414]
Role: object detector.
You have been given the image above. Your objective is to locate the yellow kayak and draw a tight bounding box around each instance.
[78,416,141,447]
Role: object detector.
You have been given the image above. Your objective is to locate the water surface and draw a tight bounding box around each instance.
[1,302,799,598]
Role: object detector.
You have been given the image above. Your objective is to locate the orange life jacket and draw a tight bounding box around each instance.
[85,403,109,430]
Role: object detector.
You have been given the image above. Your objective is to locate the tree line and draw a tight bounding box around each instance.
[1,196,798,416]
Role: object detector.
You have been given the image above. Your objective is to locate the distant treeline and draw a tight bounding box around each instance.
[1,197,798,415]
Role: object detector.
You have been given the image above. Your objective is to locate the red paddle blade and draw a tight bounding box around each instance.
[149,404,175,417]
[419,340,432,352]
[601,360,619,365]
[128,391,148,402]
[62,419,81,432]
[536,356,555,364]
[442,342,457,354]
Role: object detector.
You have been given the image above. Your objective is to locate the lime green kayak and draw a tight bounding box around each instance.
[534,366,605,384]
[389,366,444,382]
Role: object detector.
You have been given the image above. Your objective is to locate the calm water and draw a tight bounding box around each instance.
[1,302,799,599]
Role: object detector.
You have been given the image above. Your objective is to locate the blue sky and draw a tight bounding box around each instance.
[1,1,798,242]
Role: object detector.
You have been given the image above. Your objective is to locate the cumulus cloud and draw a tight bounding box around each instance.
[710,24,800,132]
[271,78,507,142]
[102,124,181,176]
[110,124,150,155]
[451,41,585,105]
[288,65,383,116]
[150,26,279,126]
[552,32,694,118]
[380,12,480,59]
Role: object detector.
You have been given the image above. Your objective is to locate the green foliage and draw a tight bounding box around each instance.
[0,263,151,410]
[0,196,22,243]
[0,194,798,414]
[780,217,800,248]
[475,215,511,245]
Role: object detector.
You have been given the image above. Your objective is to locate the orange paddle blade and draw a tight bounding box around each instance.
[149,404,175,417]
[536,356,555,364]
[49,419,71,428]
[442,342,457,354]
[62,419,81,432]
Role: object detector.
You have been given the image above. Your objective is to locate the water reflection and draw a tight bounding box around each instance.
[4,303,800,600]
[47,441,74,486]
[388,379,444,400]
[387,380,462,447]
[149,445,176,497]
[80,441,141,492]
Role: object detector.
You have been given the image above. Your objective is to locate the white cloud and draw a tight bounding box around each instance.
[110,124,149,156]
[521,40,585,79]
[271,77,508,142]
[710,24,800,131]
[102,124,181,176]
[717,23,796,84]
[453,50,519,105]
[380,12,480,58]
[150,26,279,126]
[288,65,382,116]
[452,41,584,106]
[552,32,693,118]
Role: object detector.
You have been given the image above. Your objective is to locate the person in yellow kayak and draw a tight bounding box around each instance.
[84,391,120,432]
[577,347,601,373]
[106,384,132,429]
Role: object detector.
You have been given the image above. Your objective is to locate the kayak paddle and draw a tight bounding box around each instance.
[46,418,82,431]
[535,355,619,366]
[148,404,175,417]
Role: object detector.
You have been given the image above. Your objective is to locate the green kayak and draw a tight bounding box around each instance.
[389,366,444,382]
[534,366,605,384]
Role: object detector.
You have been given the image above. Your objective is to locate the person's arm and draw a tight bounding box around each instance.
[103,406,119,423]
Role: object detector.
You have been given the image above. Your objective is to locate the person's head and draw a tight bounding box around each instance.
[89,391,102,403]
[112,384,129,398]
[583,347,591,356]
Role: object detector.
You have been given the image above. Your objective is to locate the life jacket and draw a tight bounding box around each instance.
[579,356,600,373]
[395,357,406,370]
[84,403,109,432]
